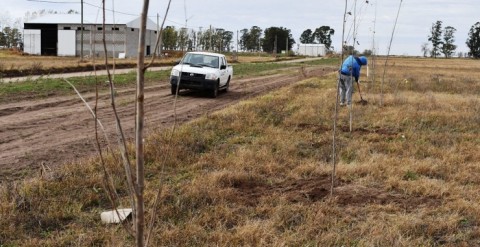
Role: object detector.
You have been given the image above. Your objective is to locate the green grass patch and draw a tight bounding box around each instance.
[232,62,297,77]
[0,58,335,102]
[0,70,171,103]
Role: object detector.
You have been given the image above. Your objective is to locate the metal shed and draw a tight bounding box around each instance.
[24,14,158,58]
[297,44,326,57]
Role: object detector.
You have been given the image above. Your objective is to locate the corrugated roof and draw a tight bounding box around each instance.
[25,14,158,30]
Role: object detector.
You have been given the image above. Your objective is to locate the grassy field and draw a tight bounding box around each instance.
[0,57,479,246]
[0,57,337,104]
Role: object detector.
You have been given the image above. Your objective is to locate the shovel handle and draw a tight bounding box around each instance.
[356,81,363,99]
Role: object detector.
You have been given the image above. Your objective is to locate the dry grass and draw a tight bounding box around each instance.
[1,57,479,246]
[0,49,136,69]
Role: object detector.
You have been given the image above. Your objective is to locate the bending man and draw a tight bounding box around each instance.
[339,55,368,106]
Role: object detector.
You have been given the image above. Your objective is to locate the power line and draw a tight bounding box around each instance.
[26,0,80,3]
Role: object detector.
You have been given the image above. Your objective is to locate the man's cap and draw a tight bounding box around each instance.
[359,56,368,65]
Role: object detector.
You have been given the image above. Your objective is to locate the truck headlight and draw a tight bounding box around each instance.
[205,73,218,80]
[171,69,180,77]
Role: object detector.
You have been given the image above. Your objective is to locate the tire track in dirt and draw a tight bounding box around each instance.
[0,66,334,181]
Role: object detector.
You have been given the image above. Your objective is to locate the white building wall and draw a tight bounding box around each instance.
[74,25,127,58]
[297,44,326,57]
[58,30,76,56]
[23,30,41,55]
[126,28,157,58]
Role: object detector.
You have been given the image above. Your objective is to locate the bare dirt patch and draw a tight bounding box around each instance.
[0,66,334,182]
[231,174,442,211]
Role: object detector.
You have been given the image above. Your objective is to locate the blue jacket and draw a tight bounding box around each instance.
[340,55,367,82]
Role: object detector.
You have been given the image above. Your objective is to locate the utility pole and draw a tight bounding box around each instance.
[199,26,202,51]
[286,37,288,56]
[80,0,84,61]
[157,13,159,56]
[258,36,261,54]
[274,35,277,58]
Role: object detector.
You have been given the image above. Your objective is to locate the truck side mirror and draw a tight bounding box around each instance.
[220,65,226,70]
[175,59,181,65]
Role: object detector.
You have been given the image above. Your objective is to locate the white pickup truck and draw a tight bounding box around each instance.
[170,52,233,98]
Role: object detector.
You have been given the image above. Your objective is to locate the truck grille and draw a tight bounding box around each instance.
[180,72,206,86]
[181,72,205,79]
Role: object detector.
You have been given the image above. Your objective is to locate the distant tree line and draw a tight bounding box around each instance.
[423,20,480,59]
[162,25,296,54]
[162,26,233,52]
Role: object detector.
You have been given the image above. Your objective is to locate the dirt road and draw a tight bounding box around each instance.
[0,66,333,181]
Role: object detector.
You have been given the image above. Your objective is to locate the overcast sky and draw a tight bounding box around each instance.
[1,0,479,56]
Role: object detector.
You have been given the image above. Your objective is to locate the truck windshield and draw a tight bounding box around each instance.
[181,53,219,68]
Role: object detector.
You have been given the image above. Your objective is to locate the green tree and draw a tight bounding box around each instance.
[178,27,189,52]
[199,28,213,51]
[0,27,22,48]
[441,26,456,58]
[239,28,248,51]
[248,26,262,52]
[299,29,315,44]
[162,26,178,50]
[428,20,443,58]
[313,26,335,49]
[466,22,480,58]
[343,45,358,56]
[240,26,262,52]
[362,49,373,56]
[262,26,295,54]
[0,31,6,47]
[211,28,224,52]
[221,30,233,52]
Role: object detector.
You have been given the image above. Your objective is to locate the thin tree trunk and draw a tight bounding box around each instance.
[135,0,150,246]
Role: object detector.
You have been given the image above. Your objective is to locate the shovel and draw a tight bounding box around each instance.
[356,80,368,105]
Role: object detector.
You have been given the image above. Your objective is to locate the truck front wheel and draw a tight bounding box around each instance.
[210,81,219,98]
[171,85,177,95]
[223,76,231,92]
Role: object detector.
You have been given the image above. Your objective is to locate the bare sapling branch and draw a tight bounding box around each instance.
[101,0,137,223]
[63,78,133,235]
[331,0,349,198]
[145,1,173,246]
[381,0,403,106]
[63,79,111,147]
